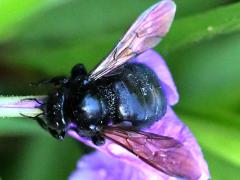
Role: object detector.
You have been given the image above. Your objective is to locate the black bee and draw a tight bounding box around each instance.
[39,62,167,145]
[25,1,198,178]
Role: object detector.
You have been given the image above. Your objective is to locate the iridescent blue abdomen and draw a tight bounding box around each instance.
[110,63,167,128]
[78,63,167,130]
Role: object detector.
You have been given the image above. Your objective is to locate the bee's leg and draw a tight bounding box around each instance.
[91,134,105,146]
[35,117,48,130]
[88,124,105,146]
[69,125,105,145]
[20,113,47,130]
[48,128,66,140]
[71,64,87,79]
[31,76,69,87]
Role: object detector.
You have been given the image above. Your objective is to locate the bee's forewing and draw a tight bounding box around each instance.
[103,127,201,179]
[89,0,176,81]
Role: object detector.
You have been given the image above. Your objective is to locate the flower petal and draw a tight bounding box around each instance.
[69,50,209,179]
[69,151,147,180]
[68,107,210,180]
[133,50,179,105]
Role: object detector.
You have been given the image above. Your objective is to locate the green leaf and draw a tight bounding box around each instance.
[2,1,240,76]
[180,112,240,167]
[159,1,240,52]
[168,32,240,112]
[0,0,62,42]
[10,135,86,180]
[0,118,43,136]
[4,0,236,41]
[174,0,237,17]
[204,149,240,180]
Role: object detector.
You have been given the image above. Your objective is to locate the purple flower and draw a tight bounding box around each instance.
[69,50,210,180]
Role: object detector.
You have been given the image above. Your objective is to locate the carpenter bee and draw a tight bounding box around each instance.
[25,0,197,178]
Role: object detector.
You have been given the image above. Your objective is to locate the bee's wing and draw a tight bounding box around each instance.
[89,0,176,81]
[103,127,200,179]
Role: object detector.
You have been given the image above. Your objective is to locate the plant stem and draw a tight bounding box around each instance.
[0,96,46,118]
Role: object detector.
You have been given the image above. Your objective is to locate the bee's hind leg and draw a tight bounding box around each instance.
[89,124,105,146]
[91,134,105,146]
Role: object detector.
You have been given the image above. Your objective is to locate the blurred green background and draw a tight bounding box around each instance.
[0,0,240,179]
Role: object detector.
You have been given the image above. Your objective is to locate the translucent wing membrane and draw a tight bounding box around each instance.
[103,127,201,180]
[89,0,176,80]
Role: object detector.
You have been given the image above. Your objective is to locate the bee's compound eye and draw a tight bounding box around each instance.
[71,64,87,78]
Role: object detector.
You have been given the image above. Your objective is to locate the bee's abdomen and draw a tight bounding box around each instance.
[111,63,167,128]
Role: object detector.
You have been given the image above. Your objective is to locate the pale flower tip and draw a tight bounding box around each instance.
[69,151,146,180]
[0,96,46,117]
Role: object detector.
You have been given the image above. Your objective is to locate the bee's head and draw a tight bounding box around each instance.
[25,64,90,140]
[40,89,68,140]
